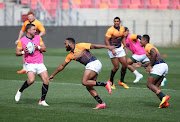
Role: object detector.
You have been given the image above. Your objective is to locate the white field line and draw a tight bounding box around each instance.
[1,79,178,91]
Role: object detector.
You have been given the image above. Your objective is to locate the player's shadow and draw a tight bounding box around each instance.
[51,101,94,108]
[15,98,38,105]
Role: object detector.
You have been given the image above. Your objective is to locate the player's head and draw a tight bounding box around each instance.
[64,38,75,51]
[113,17,121,28]
[141,34,150,47]
[27,11,35,22]
[26,24,36,37]
[124,27,129,37]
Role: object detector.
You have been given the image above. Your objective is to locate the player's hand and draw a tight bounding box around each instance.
[108,46,115,51]
[111,49,117,56]
[133,62,142,67]
[24,47,29,53]
[145,66,152,73]
[34,44,38,50]
[49,75,54,81]
[15,40,19,45]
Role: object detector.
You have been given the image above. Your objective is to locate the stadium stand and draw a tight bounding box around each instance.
[18,0,180,18]
[0,2,4,9]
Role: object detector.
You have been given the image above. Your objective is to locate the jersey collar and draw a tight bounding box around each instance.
[114,26,120,31]
[26,36,33,40]
[71,45,76,53]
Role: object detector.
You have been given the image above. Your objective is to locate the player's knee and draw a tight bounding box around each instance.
[28,79,35,84]
[114,65,120,70]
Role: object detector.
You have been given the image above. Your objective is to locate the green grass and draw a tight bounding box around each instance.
[0,48,180,121]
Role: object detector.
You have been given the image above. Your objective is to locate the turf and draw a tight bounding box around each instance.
[0,48,180,121]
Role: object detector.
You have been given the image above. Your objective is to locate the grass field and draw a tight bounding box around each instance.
[0,47,180,121]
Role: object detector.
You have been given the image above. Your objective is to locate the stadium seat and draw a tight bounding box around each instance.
[0,2,4,9]
[92,0,101,8]
[21,0,28,5]
[141,0,151,8]
[148,0,160,9]
[120,0,130,9]
[158,0,169,9]
[21,14,28,22]
[109,3,119,9]
[99,3,109,9]
[130,0,144,8]
[62,2,69,9]
[169,0,179,9]
[31,2,37,10]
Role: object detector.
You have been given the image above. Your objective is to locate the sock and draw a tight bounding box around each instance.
[133,70,141,77]
[96,81,107,87]
[156,90,166,101]
[94,95,103,104]
[19,80,30,92]
[23,64,26,70]
[110,70,116,85]
[120,68,126,82]
[41,84,49,101]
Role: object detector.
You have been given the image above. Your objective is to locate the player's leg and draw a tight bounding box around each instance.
[118,56,129,89]
[83,60,111,94]
[127,57,143,83]
[15,71,35,102]
[108,57,119,86]
[17,55,26,73]
[37,64,49,106]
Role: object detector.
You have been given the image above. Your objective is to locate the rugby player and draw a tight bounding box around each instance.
[15,11,46,74]
[15,24,49,106]
[49,38,114,109]
[104,17,129,89]
[137,34,170,108]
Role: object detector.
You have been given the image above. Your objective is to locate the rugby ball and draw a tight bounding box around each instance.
[26,41,35,54]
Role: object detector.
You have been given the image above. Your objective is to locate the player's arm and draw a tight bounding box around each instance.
[90,44,115,51]
[34,37,46,52]
[49,61,69,81]
[15,41,28,56]
[104,36,111,46]
[38,22,46,37]
[15,30,24,44]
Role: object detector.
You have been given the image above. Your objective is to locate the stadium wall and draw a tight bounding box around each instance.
[0,26,109,48]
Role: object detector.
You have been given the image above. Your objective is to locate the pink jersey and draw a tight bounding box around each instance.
[126,34,146,55]
[20,35,43,63]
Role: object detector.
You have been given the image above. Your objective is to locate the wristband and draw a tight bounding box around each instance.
[22,51,25,54]
[38,46,41,50]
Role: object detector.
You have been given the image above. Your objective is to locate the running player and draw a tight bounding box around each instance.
[137,34,170,108]
[49,38,114,109]
[124,27,149,83]
[104,17,129,89]
[15,11,46,73]
[15,24,49,106]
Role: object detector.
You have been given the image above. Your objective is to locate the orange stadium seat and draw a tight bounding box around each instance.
[99,3,109,8]
[0,2,4,9]
[148,0,160,9]
[120,0,130,8]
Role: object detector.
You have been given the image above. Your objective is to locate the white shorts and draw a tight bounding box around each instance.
[25,63,47,74]
[131,54,150,63]
[85,60,102,74]
[108,46,126,58]
[150,63,168,76]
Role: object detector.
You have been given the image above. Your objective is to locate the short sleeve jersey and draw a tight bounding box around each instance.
[17,37,44,50]
[21,19,45,33]
[105,26,125,48]
[65,43,97,65]
[145,43,165,65]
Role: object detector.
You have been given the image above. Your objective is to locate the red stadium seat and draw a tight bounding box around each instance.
[92,0,101,8]
[169,0,179,9]
[158,0,170,9]
[0,2,4,9]
[120,0,130,8]
[21,0,28,5]
[22,14,28,22]
[141,0,151,8]
[109,3,119,9]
